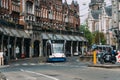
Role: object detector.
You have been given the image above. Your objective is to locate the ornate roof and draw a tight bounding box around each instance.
[105,5,112,16]
[89,0,104,7]
[91,10,102,19]
[91,5,112,19]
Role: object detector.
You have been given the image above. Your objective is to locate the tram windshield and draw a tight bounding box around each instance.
[52,43,64,53]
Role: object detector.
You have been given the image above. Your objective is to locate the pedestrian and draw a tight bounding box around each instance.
[3,50,8,65]
[15,46,20,60]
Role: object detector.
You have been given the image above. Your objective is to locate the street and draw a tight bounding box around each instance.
[0,57,120,80]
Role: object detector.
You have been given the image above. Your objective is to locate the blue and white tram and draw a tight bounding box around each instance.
[46,40,66,62]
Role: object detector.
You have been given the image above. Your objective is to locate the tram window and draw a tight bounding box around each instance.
[53,47,63,53]
[52,43,64,53]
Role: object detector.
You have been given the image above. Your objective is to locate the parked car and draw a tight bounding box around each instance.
[73,52,81,56]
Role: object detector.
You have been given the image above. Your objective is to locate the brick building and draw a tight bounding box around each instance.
[0,0,87,61]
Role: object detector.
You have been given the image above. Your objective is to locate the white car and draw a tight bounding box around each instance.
[74,52,81,56]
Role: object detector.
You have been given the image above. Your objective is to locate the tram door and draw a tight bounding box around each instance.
[46,43,52,56]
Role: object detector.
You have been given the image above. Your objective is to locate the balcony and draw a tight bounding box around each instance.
[11,1,20,13]
[35,9,41,17]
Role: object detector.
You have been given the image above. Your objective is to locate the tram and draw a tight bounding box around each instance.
[46,40,66,62]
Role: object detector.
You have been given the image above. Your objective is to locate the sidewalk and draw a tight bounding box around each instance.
[0,72,6,80]
[88,63,120,68]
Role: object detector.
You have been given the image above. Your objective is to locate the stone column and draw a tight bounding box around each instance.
[21,38,25,58]
[1,35,4,52]
[7,34,10,60]
[14,37,17,59]
[71,41,73,56]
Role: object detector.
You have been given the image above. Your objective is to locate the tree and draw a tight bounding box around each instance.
[93,31,106,45]
[79,24,94,46]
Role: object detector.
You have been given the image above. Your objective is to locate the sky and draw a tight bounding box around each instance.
[65,0,111,24]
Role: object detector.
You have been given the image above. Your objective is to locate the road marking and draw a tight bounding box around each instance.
[20,69,60,80]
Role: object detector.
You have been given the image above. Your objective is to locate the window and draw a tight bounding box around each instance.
[5,0,9,9]
[0,0,1,7]
[119,2,120,10]
[95,22,98,31]
[48,10,53,19]
[26,1,33,14]
[64,15,68,22]
[1,0,3,7]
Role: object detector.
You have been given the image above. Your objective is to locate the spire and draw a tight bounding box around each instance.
[72,0,74,3]
[64,0,67,3]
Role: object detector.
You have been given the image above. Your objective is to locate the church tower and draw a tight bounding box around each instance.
[89,0,104,10]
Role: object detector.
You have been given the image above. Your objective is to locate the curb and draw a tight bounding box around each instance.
[88,64,120,69]
[0,72,7,80]
[0,65,9,68]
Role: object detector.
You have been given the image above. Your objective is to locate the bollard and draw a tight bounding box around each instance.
[0,52,4,66]
[0,57,4,66]
[93,50,97,65]
[0,57,1,65]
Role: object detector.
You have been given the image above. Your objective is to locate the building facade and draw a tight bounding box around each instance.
[111,0,120,49]
[87,0,115,46]
[0,0,87,61]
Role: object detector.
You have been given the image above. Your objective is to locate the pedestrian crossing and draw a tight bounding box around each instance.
[12,63,45,66]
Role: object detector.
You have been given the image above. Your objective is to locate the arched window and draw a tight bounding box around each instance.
[48,10,53,19]
[95,22,99,31]
[26,1,33,14]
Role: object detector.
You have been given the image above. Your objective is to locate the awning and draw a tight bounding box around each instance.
[4,28,14,36]
[55,34,64,40]
[62,35,70,41]
[0,27,7,35]
[47,33,57,40]
[11,29,21,37]
[40,33,87,42]
[80,37,87,42]
[74,36,82,41]
[18,30,30,38]
[41,33,49,39]
[68,35,76,41]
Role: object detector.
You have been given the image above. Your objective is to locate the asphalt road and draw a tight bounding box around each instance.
[0,57,120,80]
